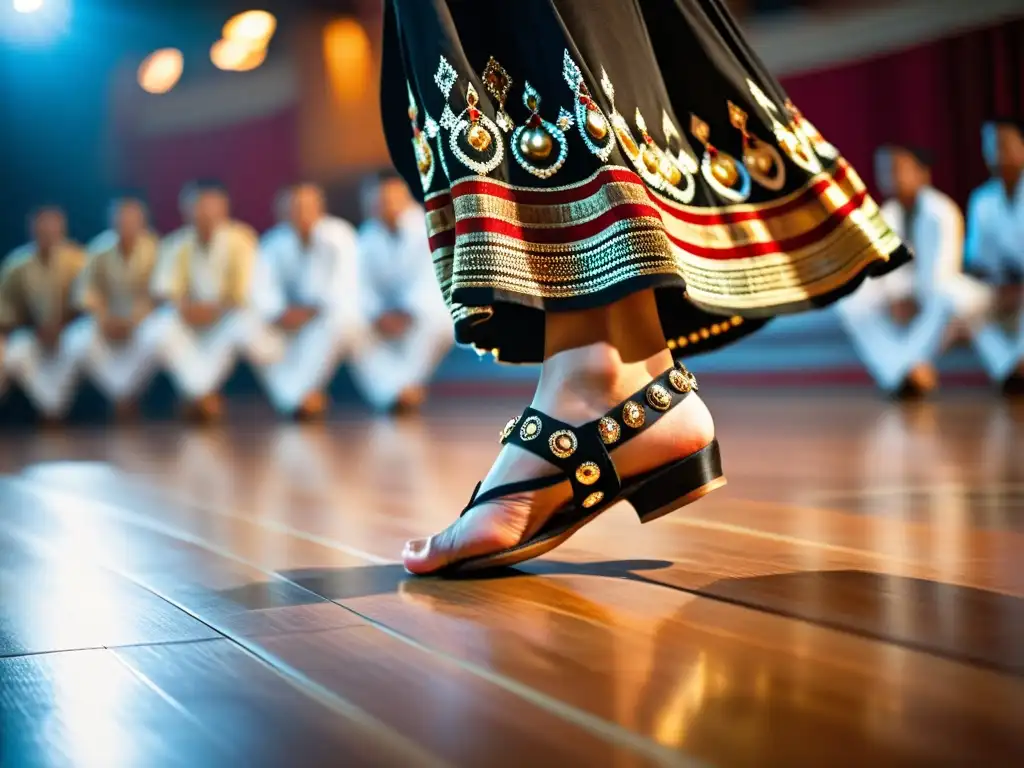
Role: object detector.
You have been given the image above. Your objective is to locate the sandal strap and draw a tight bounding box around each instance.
[465,362,699,516]
[471,406,622,513]
[583,361,698,452]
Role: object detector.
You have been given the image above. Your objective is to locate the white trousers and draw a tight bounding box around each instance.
[970,305,1024,383]
[350,313,454,411]
[4,328,81,417]
[838,269,995,392]
[138,306,273,401]
[251,315,360,415]
[62,316,161,402]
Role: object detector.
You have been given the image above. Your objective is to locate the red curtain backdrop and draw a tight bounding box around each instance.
[119,108,300,234]
[781,18,1024,208]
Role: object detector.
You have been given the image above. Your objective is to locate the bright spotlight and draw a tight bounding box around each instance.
[211,38,266,72]
[13,0,44,14]
[138,48,184,95]
[223,10,276,46]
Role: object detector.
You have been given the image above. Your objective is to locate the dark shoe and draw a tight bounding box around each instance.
[434,362,725,575]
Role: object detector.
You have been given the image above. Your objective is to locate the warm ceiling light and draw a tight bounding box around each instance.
[138,48,184,94]
[323,18,372,104]
[223,10,276,46]
[211,38,267,72]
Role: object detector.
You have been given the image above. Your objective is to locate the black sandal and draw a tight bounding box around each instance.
[438,361,725,574]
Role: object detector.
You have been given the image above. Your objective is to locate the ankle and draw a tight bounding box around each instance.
[534,342,675,416]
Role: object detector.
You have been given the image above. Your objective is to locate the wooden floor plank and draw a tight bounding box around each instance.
[35,455,1024,673]
[0,482,363,642]
[0,526,219,658]
[0,481,682,768]
[2,391,1023,767]
[0,648,231,768]
[13,470,1024,766]
[111,639,425,767]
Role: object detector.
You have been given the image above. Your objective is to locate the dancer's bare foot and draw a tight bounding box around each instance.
[402,343,714,574]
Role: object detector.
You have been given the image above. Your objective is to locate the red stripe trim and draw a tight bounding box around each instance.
[425,193,453,212]
[452,168,641,207]
[445,161,856,225]
[650,163,852,226]
[666,190,868,260]
[428,229,456,251]
[454,202,664,245]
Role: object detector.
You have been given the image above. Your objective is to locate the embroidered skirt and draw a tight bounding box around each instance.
[380,0,909,364]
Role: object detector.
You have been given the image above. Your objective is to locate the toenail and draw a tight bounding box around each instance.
[404,537,429,556]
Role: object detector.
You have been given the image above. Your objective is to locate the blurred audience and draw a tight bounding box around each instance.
[965,117,1024,392]
[9,111,1017,422]
[839,145,993,397]
[142,182,262,421]
[352,172,452,414]
[251,183,363,419]
[0,207,87,421]
[65,197,161,419]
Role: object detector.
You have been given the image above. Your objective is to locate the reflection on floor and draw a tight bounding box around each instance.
[1,390,1023,766]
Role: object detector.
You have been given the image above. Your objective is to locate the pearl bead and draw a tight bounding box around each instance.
[519,127,553,161]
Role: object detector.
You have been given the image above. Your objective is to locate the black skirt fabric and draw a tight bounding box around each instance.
[380,0,909,364]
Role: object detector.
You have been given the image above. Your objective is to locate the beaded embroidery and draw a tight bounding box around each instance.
[511,82,569,179]
[435,55,504,177]
[690,113,751,202]
[562,51,615,162]
[728,101,785,192]
[746,79,822,174]
[407,82,435,192]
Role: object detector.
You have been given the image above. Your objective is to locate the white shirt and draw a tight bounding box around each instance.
[150,221,257,306]
[879,187,964,299]
[964,174,1024,283]
[357,207,444,320]
[252,216,360,322]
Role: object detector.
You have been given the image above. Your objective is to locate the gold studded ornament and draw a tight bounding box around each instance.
[622,401,645,429]
[597,416,621,445]
[575,462,601,486]
[668,368,691,394]
[520,415,542,441]
[499,416,519,443]
[646,384,672,412]
[582,491,605,509]
[549,429,578,459]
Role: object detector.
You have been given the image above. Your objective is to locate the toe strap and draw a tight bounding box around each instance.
[489,407,622,512]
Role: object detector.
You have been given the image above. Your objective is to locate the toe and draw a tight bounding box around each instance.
[402,522,459,575]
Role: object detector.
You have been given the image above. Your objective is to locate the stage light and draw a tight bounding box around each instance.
[211,38,267,72]
[223,10,276,46]
[323,18,371,104]
[13,0,44,14]
[138,48,184,95]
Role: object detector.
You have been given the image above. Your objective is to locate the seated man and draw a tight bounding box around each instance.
[838,144,993,396]
[140,181,261,421]
[252,183,363,419]
[65,197,161,418]
[964,116,1024,393]
[0,207,87,420]
[352,172,453,413]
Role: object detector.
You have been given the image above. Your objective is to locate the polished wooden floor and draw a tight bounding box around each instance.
[1,388,1023,767]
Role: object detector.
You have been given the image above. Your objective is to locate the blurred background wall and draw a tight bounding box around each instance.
[1,0,1023,386]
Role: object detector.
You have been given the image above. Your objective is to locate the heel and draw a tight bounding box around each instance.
[626,440,725,524]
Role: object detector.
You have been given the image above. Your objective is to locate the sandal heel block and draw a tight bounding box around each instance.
[625,439,725,524]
